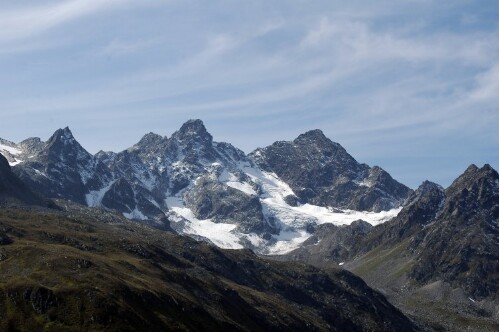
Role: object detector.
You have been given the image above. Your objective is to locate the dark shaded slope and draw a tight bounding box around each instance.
[281,164,499,331]
[409,164,499,300]
[0,208,418,332]
[282,181,445,265]
[0,153,47,207]
[13,127,112,204]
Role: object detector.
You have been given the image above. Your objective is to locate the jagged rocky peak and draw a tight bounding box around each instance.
[166,119,248,168]
[443,164,499,217]
[174,119,212,144]
[250,129,410,211]
[406,180,445,206]
[389,180,446,234]
[10,126,114,204]
[134,132,165,149]
[253,128,363,176]
[101,178,135,213]
[50,126,75,143]
[19,136,42,146]
[42,126,90,159]
[18,137,45,155]
[418,179,443,191]
[294,128,328,142]
[213,141,247,162]
[294,129,353,159]
[19,127,82,162]
[0,143,18,164]
[0,137,17,148]
[449,163,498,191]
[0,135,45,165]
[367,165,384,178]
[465,163,479,172]
[94,150,116,165]
[361,166,389,187]
[416,180,444,194]
[127,132,169,165]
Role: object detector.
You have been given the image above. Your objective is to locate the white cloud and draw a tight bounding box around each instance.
[0,1,496,187]
[0,0,132,42]
[469,62,499,102]
[300,17,495,66]
[97,38,161,56]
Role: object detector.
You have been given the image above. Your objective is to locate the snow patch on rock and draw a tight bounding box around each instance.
[0,143,21,155]
[166,195,244,249]
[86,180,116,207]
[123,208,148,221]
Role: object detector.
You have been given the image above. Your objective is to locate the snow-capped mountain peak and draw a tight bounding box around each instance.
[5,120,411,254]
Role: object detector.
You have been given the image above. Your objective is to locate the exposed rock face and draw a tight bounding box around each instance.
[101,178,135,213]
[359,180,446,250]
[13,128,113,204]
[410,164,499,300]
[284,180,446,264]
[251,129,411,212]
[98,120,253,225]
[6,121,256,230]
[285,220,373,265]
[17,137,45,156]
[184,177,270,234]
[0,154,46,207]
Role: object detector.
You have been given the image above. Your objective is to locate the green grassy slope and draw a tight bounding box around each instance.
[0,208,417,332]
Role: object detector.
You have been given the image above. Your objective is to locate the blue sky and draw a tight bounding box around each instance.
[0,0,497,188]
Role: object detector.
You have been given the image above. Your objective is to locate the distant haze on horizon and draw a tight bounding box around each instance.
[0,1,497,189]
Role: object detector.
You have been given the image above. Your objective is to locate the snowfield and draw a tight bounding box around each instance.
[0,142,24,166]
[165,161,402,255]
[86,180,116,207]
[0,143,21,155]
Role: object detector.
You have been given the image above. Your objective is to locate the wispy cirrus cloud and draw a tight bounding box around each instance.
[0,0,132,42]
[0,0,496,187]
[300,17,495,65]
[468,61,499,103]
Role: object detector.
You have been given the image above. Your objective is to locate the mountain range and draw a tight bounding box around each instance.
[0,152,419,331]
[0,119,410,254]
[1,119,497,331]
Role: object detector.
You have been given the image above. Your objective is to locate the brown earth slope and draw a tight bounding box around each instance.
[0,206,418,332]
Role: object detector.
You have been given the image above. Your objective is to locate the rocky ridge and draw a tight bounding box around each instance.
[2,120,410,253]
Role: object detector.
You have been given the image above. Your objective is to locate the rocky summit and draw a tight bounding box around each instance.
[250,129,411,212]
[12,127,113,204]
